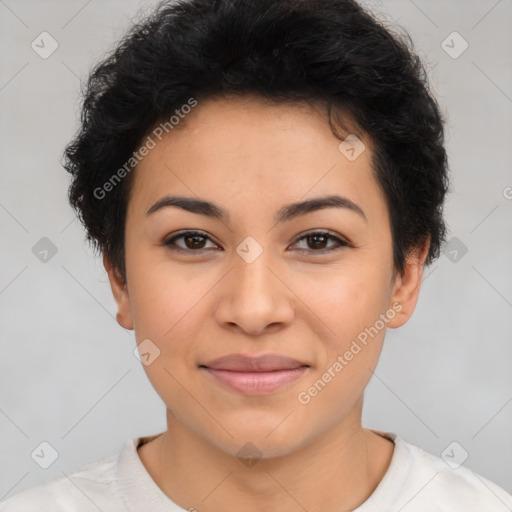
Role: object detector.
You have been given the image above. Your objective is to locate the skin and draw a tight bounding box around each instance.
[104,94,430,512]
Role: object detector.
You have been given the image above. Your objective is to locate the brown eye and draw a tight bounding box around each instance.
[307,233,329,249]
[183,234,207,249]
[292,231,349,253]
[163,230,219,252]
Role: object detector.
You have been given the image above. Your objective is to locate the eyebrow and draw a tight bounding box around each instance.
[146,194,367,224]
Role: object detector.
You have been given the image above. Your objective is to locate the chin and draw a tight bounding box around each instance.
[210,419,313,460]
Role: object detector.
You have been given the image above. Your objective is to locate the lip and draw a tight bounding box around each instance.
[202,353,309,372]
[199,353,310,396]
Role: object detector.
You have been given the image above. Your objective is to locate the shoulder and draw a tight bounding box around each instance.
[365,430,512,511]
[0,443,128,512]
[400,438,512,511]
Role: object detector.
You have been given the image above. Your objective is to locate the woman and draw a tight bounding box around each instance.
[2,0,511,510]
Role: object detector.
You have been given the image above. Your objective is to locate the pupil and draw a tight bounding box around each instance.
[186,235,205,249]
[309,234,327,249]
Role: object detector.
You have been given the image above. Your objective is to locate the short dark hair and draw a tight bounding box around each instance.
[63,0,450,283]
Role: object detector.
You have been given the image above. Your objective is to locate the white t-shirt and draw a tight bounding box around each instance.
[1,430,511,511]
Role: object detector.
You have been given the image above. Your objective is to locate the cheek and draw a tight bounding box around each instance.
[127,256,205,339]
[291,262,393,402]
[292,263,392,342]
[295,281,389,417]
[128,269,203,417]
[127,261,213,393]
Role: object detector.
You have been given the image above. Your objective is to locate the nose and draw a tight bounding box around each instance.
[213,247,295,336]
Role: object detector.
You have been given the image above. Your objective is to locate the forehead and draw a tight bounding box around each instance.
[129,95,387,225]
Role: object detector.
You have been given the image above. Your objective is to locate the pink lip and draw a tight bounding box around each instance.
[199,353,310,395]
[201,367,309,395]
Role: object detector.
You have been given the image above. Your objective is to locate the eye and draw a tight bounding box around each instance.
[163,230,220,253]
[162,229,350,255]
[290,231,350,254]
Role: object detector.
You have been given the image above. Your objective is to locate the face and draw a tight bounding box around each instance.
[105,95,428,459]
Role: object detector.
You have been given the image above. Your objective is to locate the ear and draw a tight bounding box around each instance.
[103,253,134,330]
[386,235,430,329]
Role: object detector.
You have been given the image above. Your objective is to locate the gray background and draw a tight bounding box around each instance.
[1,0,511,501]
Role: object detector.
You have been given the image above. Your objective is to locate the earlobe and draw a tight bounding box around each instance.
[386,236,430,329]
[103,253,134,331]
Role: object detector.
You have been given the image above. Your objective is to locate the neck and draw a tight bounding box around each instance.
[138,402,394,512]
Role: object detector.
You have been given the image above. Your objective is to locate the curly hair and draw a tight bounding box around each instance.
[63,0,450,284]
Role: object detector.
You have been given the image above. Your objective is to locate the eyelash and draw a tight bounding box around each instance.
[162,230,350,255]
